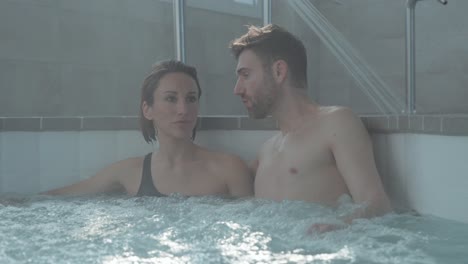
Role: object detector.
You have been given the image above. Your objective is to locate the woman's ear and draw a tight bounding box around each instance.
[142,101,153,120]
[272,60,288,84]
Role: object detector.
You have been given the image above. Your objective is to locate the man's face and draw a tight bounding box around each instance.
[234,50,278,119]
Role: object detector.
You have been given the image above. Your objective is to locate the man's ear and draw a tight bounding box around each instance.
[272,60,288,84]
[142,101,153,120]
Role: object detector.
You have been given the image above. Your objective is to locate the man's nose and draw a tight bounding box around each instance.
[234,79,243,95]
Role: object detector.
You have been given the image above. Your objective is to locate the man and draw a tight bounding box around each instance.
[229,24,391,233]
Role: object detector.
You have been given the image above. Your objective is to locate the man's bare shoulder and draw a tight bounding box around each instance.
[319,106,362,128]
[318,106,370,148]
[319,105,354,117]
[260,132,283,150]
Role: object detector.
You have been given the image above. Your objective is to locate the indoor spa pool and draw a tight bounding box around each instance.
[2,0,468,263]
[1,194,467,263]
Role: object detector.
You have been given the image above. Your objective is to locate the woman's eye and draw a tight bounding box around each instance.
[187,96,197,103]
[165,96,177,102]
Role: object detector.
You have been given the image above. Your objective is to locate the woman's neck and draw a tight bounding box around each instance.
[155,136,198,164]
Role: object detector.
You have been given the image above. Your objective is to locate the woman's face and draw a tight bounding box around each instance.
[143,72,199,141]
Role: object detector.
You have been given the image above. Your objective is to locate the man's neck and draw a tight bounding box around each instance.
[272,87,319,134]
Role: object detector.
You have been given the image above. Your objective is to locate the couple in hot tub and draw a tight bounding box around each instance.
[45,24,391,234]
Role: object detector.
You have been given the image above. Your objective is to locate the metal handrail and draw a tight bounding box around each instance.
[405,0,447,113]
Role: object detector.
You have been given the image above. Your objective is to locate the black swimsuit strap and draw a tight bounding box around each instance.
[136,153,166,197]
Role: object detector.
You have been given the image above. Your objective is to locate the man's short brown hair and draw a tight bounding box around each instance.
[229,24,308,88]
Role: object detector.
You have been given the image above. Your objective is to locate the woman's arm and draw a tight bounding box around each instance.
[222,155,254,197]
[42,158,139,196]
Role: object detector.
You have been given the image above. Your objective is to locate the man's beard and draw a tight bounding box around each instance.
[249,78,277,119]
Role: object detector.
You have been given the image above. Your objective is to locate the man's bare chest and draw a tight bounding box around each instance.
[254,134,344,201]
[266,132,331,165]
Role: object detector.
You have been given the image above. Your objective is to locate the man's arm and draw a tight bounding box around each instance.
[308,107,391,234]
[329,107,391,219]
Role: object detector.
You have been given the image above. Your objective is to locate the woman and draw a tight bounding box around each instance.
[45,60,253,197]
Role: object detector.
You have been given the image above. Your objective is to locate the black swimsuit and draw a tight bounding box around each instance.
[136,153,166,197]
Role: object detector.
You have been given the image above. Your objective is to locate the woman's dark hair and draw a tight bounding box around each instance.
[140,60,202,143]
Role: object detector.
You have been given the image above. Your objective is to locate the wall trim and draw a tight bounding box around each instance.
[1,115,468,135]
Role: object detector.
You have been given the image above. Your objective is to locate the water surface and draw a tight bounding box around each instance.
[1,195,467,263]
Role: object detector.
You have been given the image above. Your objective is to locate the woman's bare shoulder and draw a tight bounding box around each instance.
[198,147,247,170]
[100,156,146,184]
[116,156,145,168]
[101,156,143,173]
